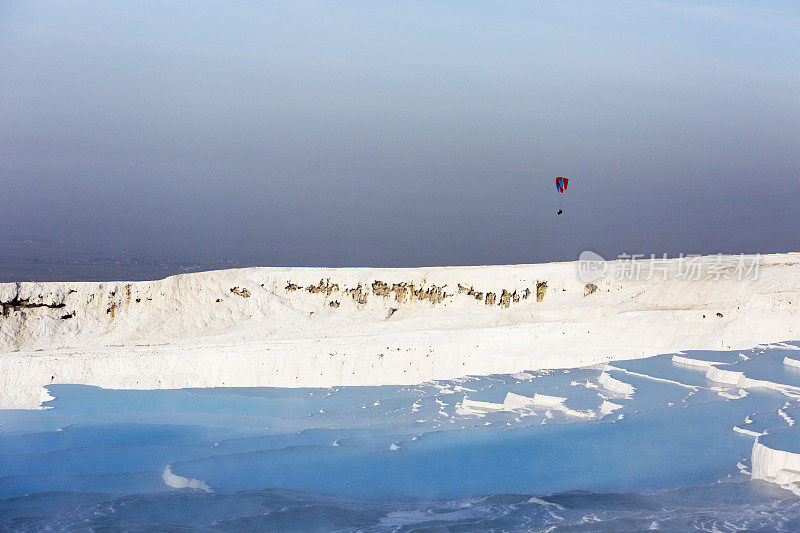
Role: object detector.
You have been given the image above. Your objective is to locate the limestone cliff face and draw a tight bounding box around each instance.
[3,254,800,411]
[2,253,800,358]
[0,267,562,352]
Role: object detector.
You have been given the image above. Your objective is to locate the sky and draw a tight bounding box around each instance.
[1,1,799,267]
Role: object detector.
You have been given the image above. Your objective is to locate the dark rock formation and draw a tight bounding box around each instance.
[536,281,548,302]
[307,279,338,297]
[230,287,251,298]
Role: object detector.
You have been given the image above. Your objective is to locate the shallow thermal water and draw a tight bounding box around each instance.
[2,344,800,531]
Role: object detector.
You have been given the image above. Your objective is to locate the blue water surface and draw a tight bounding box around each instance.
[2,344,800,531]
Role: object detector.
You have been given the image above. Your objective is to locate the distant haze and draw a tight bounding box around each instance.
[1,1,799,271]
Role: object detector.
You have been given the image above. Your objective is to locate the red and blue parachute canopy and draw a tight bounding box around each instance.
[556,177,569,193]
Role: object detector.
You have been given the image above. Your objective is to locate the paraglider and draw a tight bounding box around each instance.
[556,177,568,215]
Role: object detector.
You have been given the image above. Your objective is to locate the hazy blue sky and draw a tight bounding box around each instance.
[1,1,798,267]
